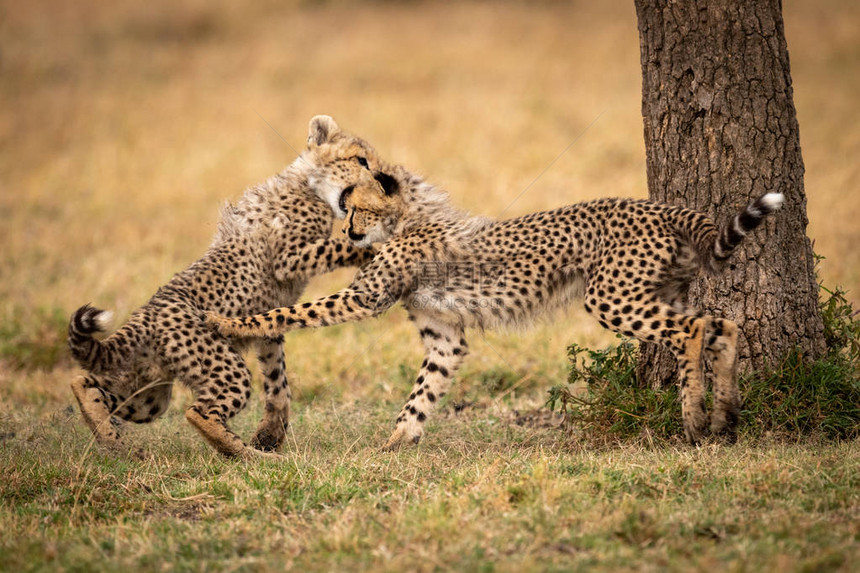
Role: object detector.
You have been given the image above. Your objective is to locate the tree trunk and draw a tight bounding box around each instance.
[633,0,826,388]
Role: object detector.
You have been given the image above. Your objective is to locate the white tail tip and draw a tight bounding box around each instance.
[760,192,785,211]
[95,310,114,331]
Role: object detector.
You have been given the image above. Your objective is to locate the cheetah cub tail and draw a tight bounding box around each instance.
[68,304,127,374]
[69,304,114,337]
[712,192,785,262]
[68,305,114,358]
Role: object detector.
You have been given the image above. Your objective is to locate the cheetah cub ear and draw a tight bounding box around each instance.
[307,115,340,147]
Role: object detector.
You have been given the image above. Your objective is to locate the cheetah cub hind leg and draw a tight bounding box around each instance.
[70,374,172,458]
[70,375,122,450]
[249,339,291,453]
[704,318,740,442]
[184,407,284,460]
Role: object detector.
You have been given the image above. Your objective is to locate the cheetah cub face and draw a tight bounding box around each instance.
[341,171,402,247]
[305,115,395,221]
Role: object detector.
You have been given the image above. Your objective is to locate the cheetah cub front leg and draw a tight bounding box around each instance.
[383,316,468,450]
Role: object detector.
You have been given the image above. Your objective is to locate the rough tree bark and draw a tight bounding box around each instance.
[633,0,826,387]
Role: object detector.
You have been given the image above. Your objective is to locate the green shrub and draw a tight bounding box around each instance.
[551,284,860,444]
[742,281,859,439]
[819,285,860,374]
[547,337,682,445]
[740,348,859,440]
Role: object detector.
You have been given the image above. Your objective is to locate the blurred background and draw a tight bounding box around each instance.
[1,0,858,410]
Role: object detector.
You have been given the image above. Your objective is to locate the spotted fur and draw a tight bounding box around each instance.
[208,159,783,448]
[68,116,384,458]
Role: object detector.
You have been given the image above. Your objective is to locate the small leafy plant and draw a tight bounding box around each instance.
[551,281,860,444]
[547,336,682,445]
[741,283,860,440]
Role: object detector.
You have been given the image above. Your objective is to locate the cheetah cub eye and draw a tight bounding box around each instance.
[356,157,369,168]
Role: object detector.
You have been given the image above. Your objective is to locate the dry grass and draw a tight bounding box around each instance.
[1,0,859,570]
[2,0,857,407]
[1,401,858,572]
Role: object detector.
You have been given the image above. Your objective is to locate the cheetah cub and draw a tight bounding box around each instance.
[68,116,385,459]
[208,160,783,448]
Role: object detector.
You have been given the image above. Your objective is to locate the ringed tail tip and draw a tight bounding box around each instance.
[94,310,114,331]
[759,192,784,212]
[72,304,114,335]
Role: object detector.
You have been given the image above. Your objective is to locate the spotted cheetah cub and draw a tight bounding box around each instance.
[68,116,385,458]
[208,160,783,448]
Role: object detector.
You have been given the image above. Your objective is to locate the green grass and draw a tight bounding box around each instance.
[1,400,858,572]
